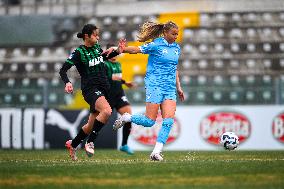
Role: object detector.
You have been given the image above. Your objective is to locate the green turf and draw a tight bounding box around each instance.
[0,150,283,189]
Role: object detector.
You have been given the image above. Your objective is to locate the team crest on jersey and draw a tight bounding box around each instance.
[174,50,179,55]
[162,49,168,54]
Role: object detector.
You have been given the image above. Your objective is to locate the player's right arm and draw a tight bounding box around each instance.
[123,46,141,54]
[59,63,73,93]
[59,50,80,94]
[114,39,156,54]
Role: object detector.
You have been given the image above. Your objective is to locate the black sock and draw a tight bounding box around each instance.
[71,129,88,148]
[87,119,105,143]
[122,122,132,146]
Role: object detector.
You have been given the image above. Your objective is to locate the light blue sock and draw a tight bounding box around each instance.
[157,118,174,144]
[131,114,155,127]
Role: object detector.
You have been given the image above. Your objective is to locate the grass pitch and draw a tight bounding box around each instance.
[0,150,283,189]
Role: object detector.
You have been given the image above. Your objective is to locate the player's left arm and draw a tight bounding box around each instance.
[101,49,120,60]
[102,38,126,59]
[176,70,185,102]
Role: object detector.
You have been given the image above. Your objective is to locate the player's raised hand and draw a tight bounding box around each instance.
[117,38,126,54]
[102,47,115,57]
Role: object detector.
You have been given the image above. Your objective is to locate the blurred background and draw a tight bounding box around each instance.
[0,0,283,150]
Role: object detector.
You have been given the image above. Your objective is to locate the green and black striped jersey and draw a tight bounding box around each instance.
[105,60,123,92]
[59,44,119,91]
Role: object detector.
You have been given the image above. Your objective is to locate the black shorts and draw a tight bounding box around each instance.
[109,90,130,110]
[82,87,110,113]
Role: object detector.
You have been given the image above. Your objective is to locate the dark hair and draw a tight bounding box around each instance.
[77,24,98,39]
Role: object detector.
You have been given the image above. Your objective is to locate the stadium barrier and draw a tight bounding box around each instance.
[1,106,283,150]
[118,105,284,150]
[0,108,117,149]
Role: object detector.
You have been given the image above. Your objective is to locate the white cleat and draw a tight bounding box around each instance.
[150,152,164,161]
[85,142,95,157]
[65,140,78,161]
[113,113,131,131]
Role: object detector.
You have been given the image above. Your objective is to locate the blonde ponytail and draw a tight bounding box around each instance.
[137,21,178,42]
[137,21,164,42]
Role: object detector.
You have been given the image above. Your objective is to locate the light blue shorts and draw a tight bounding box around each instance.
[145,87,176,104]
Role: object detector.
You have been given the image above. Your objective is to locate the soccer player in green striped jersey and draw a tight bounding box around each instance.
[105,43,137,155]
[59,24,126,160]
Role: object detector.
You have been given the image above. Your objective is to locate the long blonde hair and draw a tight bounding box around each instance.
[137,21,178,42]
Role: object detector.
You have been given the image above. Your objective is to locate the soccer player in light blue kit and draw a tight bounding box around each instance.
[113,21,185,161]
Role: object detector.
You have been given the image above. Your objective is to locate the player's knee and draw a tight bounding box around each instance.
[101,108,112,118]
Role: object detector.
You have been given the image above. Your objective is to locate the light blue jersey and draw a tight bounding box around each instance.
[139,37,181,103]
[139,37,181,92]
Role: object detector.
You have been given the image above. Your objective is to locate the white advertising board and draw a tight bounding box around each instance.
[117,106,284,151]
